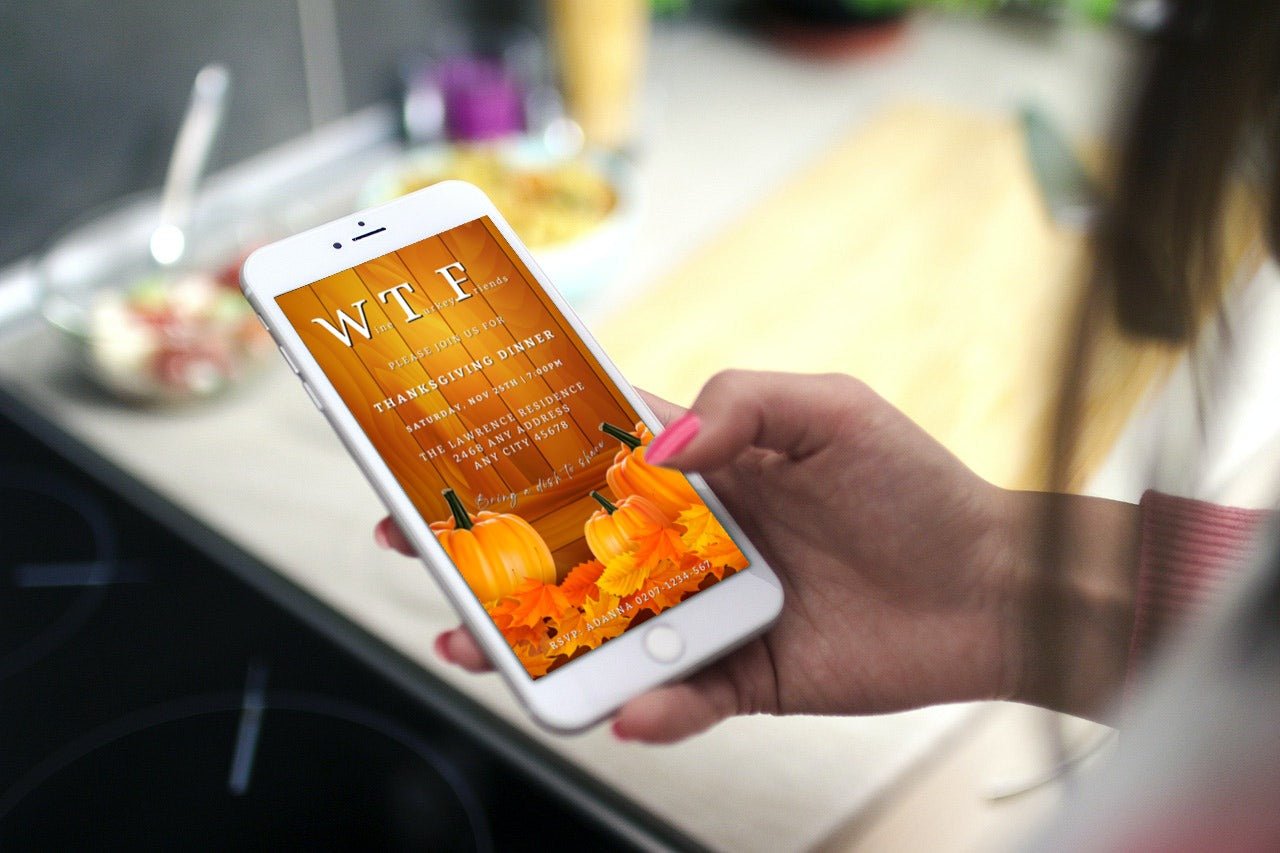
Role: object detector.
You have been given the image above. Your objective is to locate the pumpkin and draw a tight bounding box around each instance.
[431,488,557,604]
[599,421,699,519]
[584,490,672,564]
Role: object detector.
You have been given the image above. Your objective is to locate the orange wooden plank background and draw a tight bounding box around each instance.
[276,216,641,572]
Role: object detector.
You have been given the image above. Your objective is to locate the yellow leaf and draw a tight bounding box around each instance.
[677,505,749,568]
[596,551,650,597]
[580,591,628,645]
[596,527,685,597]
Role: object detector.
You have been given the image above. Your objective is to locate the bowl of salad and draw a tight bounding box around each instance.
[39,197,275,405]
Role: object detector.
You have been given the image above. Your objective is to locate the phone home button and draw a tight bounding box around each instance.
[643,625,684,664]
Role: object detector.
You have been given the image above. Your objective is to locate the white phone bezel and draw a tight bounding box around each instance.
[241,180,783,733]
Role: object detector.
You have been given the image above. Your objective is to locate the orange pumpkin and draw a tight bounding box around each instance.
[584,490,672,564]
[431,488,556,604]
[600,421,699,519]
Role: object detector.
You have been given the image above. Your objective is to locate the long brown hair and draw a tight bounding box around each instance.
[1034,0,1280,715]
[1101,0,1280,341]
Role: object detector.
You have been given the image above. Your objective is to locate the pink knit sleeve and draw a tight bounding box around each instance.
[1127,490,1268,679]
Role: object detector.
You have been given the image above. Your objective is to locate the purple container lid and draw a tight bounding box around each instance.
[438,58,524,142]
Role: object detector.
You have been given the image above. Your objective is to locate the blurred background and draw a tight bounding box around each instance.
[1,0,521,268]
[0,0,1151,402]
[1,2,1184,851]
[0,0,1140,270]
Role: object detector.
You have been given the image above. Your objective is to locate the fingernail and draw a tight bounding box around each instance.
[434,633,454,663]
[644,413,701,466]
[611,719,632,741]
[373,522,391,550]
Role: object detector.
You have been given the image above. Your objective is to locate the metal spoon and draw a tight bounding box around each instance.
[149,63,231,267]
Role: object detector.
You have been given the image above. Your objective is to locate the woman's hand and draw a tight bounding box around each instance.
[377,371,1050,742]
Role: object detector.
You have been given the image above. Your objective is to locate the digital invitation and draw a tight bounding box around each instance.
[276,216,749,678]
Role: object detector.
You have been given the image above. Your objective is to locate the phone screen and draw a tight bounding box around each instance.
[275,215,750,679]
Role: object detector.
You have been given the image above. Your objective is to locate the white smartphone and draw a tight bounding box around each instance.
[240,180,783,733]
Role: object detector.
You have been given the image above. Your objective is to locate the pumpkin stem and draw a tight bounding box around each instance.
[442,488,474,530]
[600,421,641,450]
[589,490,619,514]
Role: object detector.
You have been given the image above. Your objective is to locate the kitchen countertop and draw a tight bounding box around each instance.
[599,9,1132,320]
[0,12,1144,852]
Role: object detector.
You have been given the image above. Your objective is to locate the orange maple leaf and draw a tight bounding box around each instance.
[546,604,591,657]
[685,551,730,588]
[486,595,520,631]
[505,578,570,628]
[500,620,549,648]
[515,642,557,678]
[558,559,605,607]
[630,553,692,612]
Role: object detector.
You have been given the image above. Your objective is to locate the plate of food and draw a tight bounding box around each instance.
[361,140,641,303]
[39,199,275,405]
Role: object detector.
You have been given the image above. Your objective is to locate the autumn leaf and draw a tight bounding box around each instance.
[552,602,589,641]
[515,643,557,678]
[581,589,620,623]
[596,552,648,598]
[677,504,750,569]
[486,596,519,630]
[501,620,549,648]
[676,504,718,549]
[545,604,593,657]
[525,658,554,678]
[558,559,605,607]
[599,527,687,597]
[580,590,628,645]
[487,595,549,646]
[633,554,694,612]
[505,577,570,628]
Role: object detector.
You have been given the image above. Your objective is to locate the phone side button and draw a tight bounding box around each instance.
[301,381,325,411]
[277,345,301,374]
[643,625,684,664]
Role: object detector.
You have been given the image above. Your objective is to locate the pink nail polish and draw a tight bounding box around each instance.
[434,633,454,663]
[611,720,631,741]
[644,413,701,466]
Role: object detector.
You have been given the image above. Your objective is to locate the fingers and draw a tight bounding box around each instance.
[430,625,738,742]
[433,626,493,672]
[372,525,491,672]
[610,669,742,743]
[432,625,742,742]
[373,516,416,556]
[646,370,867,472]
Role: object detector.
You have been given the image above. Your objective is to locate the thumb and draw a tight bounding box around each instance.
[645,370,857,472]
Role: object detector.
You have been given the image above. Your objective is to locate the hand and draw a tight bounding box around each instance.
[378,372,1038,742]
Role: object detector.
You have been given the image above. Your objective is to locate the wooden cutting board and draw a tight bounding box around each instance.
[597,102,1197,491]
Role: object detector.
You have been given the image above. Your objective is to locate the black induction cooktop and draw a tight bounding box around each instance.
[0,392,700,851]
